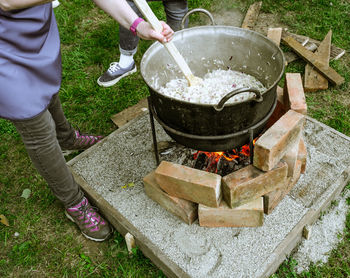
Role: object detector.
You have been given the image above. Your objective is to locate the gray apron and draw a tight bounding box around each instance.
[0,3,61,120]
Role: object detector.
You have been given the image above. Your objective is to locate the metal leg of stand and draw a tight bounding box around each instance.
[249,128,254,164]
[147,97,160,165]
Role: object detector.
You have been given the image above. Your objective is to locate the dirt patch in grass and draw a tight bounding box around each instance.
[254,12,289,35]
[186,0,244,27]
[211,9,244,27]
[334,93,350,108]
[199,3,289,36]
[80,7,111,33]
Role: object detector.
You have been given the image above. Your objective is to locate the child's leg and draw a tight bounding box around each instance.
[118,0,144,62]
[97,0,145,87]
[11,110,83,208]
[48,93,75,147]
[11,110,112,241]
[163,0,188,31]
[48,93,103,152]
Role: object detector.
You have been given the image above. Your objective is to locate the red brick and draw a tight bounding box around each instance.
[267,27,283,46]
[261,83,286,130]
[266,101,287,129]
[298,137,307,174]
[292,159,302,182]
[155,161,221,207]
[198,198,264,227]
[254,110,305,171]
[263,188,284,214]
[222,162,287,208]
[277,85,284,104]
[264,160,302,214]
[284,73,307,115]
[143,171,198,224]
[282,137,299,177]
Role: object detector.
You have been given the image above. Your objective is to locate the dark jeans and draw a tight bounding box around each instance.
[119,0,188,56]
[11,94,84,208]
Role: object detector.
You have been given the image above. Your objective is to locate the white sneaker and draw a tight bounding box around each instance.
[97,62,137,87]
[52,0,60,8]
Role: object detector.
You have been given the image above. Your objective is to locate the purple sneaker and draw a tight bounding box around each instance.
[65,197,112,242]
[61,130,103,156]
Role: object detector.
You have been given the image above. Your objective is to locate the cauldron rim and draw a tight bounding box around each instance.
[140,25,285,107]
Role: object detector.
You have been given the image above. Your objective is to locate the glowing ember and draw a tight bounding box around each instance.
[193,151,239,162]
[193,139,258,175]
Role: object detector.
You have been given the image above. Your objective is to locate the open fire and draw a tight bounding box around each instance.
[192,138,258,176]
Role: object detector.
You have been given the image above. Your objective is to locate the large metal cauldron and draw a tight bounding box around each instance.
[141,25,285,151]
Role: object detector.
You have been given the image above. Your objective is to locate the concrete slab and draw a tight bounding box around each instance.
[68,114,350,278]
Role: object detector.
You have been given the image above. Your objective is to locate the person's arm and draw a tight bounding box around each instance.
[0,0,51,11]
[0,0,173,43]
[93,0,173,43]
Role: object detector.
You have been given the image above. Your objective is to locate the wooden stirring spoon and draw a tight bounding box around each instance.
[133,0,202,86]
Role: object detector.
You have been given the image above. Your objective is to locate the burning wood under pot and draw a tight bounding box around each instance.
[158,139,257,177]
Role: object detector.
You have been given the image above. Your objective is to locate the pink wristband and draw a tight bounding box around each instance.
[130,17,144,36]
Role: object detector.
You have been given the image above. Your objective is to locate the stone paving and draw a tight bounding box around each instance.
[68,114,350,278]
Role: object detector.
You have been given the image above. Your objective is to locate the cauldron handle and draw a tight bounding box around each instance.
[214,87,263,112]
[181,8,215,30]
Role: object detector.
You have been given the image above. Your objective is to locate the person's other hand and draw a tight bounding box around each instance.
[136,21,174,43]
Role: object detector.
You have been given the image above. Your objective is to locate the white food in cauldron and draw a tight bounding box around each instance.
[159,69,266,105]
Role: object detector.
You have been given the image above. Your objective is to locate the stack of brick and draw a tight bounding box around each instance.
[143,161,265,228]
[258,73,307,214]
[143,72,308,227]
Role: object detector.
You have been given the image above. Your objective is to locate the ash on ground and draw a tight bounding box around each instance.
[157,141,196,168]
[292,189,350,273]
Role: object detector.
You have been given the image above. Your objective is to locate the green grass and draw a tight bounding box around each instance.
[1,0,350,277]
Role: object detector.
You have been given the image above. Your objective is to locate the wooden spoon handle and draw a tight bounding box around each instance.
[133,0,196,85]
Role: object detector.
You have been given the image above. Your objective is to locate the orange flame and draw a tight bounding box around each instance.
[193,138,258,173]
